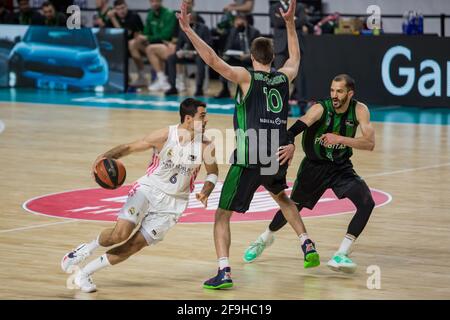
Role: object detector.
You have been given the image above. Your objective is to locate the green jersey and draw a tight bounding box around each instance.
[302,98,359,164]
[232,70,290,167]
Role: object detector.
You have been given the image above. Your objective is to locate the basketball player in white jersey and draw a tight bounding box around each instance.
[61,98,218,293]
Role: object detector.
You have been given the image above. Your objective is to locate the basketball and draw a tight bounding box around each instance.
[94,158,126,189]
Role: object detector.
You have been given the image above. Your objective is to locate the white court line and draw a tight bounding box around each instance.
[365,162,450,178]
[1,161,449,234]
[0,220,78,234]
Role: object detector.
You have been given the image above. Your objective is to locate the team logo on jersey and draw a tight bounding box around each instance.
[188,155,197,161]
[166,149,173,158]
[169,173,178,184]
[345,120,355,127]
[22,183,392,224]
[128,207,136,215]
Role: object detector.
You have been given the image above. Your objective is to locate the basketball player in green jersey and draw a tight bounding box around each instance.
[177,0,320,289]
[244,74,376,273]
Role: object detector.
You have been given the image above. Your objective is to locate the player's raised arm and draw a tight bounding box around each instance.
[321,103,375,151]
[177,0,250,85]
[92,128,169,175]
[277,0,300,83]
[196,141,219,208]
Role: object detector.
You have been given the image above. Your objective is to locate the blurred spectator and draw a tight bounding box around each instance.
[223,0,254,25]
[33,0,73,13]
[14,0,44,25]
[215,13,260,99]
[94,0,112,27]
[313,12,339,35]
[270,0,308,107]
[128,0,177,88]
[165,0,211,97]
[41,1,66,26]
[145,0,177,91]
[106,0,143,40]
[213,0,254,80]
[0,0,15,24]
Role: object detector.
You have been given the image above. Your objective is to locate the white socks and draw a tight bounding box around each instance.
[299,233,309,245]
[337,234,356,255]
[84,235,100,254]
[218,257,229,270]
[260,228,274,242]
[81,254,111,276]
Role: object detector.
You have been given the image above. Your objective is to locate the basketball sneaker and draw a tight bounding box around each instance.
[61,243,91,273]
[203,267,233,290]
[327,253,357,273]
[302,239,320,269]
[243,234,274,263]
[74,270,97,293]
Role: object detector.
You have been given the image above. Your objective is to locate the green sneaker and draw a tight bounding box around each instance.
[243,235,274,263]
[327,253,357,273]
[302,239,320,268]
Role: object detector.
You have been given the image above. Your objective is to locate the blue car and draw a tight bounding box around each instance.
[8,26,108,90]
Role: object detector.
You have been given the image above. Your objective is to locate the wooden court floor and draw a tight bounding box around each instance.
[0,101,449,300]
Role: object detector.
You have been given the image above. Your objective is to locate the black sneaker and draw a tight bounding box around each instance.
[214,89,231,99]
[194,89,204,96]
[165,87,178,96]
[203,267,233,289]
[301,239,320,269]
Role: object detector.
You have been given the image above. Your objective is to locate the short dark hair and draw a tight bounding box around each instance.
[41,1,53,8]
[17,0,29,5]
[179,98,206,123]
[333,74,355,92]
[114,0,126,6]
[250,37,274,65]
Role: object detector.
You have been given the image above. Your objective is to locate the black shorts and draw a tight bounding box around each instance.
[291,158,369,209]
[218,164,288,213]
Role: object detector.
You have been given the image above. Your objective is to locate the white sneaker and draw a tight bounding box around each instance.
[148,78,171,92]
[327,252,357,274]
[243,234,275,263]
[74,270,97,293]
[176,76,187,92]
[61,243,91,273]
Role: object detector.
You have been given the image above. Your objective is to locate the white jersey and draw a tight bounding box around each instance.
[137,125,202,199]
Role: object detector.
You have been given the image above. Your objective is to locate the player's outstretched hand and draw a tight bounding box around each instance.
[177,0,192,33]
[277,144,295,166]
[279,0,296,23]
[196,192,208,208]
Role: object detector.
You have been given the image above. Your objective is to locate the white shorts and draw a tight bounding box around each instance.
[118,183,188,245]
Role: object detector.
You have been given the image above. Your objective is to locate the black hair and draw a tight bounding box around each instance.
[179,98,206,123]
[333,74,356,92]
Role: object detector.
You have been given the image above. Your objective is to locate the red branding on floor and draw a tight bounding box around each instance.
[23,182,391,223]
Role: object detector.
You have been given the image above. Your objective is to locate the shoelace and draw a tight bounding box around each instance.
[248,241,265,253]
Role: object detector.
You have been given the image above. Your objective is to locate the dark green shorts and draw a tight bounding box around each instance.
[291,158,369,209]
[218,164,288,213]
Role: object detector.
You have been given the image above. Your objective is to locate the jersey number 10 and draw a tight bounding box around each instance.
[263,87,283,113]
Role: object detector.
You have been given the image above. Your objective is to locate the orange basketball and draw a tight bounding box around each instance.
[94,158,126,189]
